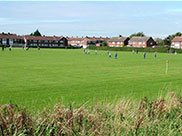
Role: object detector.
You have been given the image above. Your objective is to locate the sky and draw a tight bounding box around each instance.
[0,1,182,38]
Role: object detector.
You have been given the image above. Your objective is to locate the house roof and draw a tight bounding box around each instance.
[68,37,109,42]
[154,38,163,42]
[0,33,23,39]
[172,36,182,42]
[109,37,129,42]
[86,37,109,41]
[67,37,85,41]
[24,35,64,41]
[129,36,151,43]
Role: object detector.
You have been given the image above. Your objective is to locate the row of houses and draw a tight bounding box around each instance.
[0,33,109,48]
[1,32,182,49]
[0,33,68,47]
[108,36,156,48]
[67,35,156,48]
[67,36,110,48]
[106,35,182,49]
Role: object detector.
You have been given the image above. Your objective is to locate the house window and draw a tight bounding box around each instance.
[174,42,180,48]
[2,39,6,44]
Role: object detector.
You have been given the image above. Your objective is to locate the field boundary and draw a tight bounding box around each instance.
[88,46,182,53]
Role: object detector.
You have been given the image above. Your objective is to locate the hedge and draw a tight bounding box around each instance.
[88,46,182,53]
[0,45,82,49]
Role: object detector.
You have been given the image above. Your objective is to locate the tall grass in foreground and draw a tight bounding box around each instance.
[0,92,182,136]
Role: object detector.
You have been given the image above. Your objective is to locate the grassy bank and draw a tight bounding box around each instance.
[1,92,182,135]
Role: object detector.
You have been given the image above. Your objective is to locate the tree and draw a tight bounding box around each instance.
[129,32,145,38]
[102,41,108,46]
[157,41,165,47]
[30,29,42,36]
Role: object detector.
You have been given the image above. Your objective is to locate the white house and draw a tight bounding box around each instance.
[171,36,182,49]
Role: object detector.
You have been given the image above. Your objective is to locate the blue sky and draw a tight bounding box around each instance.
[0,1,182,38]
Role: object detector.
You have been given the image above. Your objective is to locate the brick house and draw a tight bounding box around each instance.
[171,36,182,49]
[108,36,129,47]
[128,37,156,48]
[68,37,85,47]
[85,37,109,48]
[24,36,68,47]
[68,36,109,48]
[0,33,24,47]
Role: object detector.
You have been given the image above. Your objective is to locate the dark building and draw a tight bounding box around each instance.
[24,36,68,47]
[0,33,24,47]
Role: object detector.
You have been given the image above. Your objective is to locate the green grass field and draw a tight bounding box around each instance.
[0,48,182,110]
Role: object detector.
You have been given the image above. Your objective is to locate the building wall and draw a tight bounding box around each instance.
[171,42,182,49]
[146,38,156,47]
[68,40,84,46]
[26,38,68,47]
[129,42,147,48]
[129,38,155,48]
[0,38,24,46]
[108,41,124,47]
[61,38,68,47]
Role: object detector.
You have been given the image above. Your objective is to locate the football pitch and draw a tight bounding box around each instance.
[0,48,182,110]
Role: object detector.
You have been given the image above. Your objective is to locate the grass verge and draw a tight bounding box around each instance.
[0,92,182,135]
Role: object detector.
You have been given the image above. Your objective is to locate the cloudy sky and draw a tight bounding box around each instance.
[0,1,182,38]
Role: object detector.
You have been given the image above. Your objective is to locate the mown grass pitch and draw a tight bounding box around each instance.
[0,48,182,110]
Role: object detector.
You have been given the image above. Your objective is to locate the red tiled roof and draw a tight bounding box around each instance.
[86,37,109,41]
[24,35,64,41]
[0,33,23,39]
[67,37,85,41]
[129,37,151,43]
[172,36,182,42]
[68,37,109,42]
[109,37,128,42]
